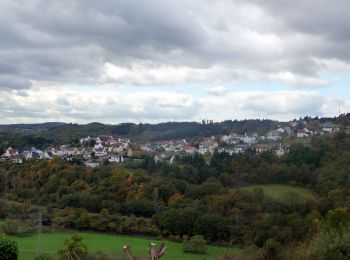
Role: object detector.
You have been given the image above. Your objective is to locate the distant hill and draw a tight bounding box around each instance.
[0,114,349,146]
[43,120,281,143]
[0,120,280,145]
[0,122,66,134]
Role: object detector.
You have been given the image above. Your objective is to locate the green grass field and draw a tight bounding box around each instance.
[12,232,241,260]
[242,184,314,201]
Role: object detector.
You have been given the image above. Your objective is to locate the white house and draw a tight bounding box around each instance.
[275,147,287,157]
[242,135,257,145]
[85,160,100,168]
[184,146,196,154]
[198,146,208,155]
[169,156,176,164]
[12,156,23,164]
[3,147,19,158]
[44,151,53,159]
[22,147,44,160]
[266,130,281,141]
[296,129,309,138]
[93,147,107,157]
[322,122,333,133]
[108,155,124,163]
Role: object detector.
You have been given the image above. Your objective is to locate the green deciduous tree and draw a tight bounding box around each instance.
[0,233,18,260]
[58,233,88,260]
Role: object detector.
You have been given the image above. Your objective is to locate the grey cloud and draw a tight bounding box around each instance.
[0,76,32,90]
[0,0,349,92]
[247,0,350,60]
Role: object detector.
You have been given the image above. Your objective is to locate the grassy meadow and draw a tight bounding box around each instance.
[242,184,314,201]
[12,232,241,260]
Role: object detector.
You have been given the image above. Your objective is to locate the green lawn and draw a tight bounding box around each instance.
[12,232,241,260]
[242,184,314,201]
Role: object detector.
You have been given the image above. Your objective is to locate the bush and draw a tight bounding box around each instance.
[183,235,207,254]
[1,219,35,236]
[0,233,19,260]
[310,228,350,259]
[58,233,88,260]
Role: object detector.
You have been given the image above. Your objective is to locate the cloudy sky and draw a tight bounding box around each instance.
[0,0,350,124]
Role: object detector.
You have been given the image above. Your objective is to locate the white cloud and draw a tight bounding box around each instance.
[0,87,347,124]
[207,86,229,96]
[104,62,237,86]
[275,72,329,87]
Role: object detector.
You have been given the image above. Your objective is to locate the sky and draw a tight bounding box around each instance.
[1,0,350,124]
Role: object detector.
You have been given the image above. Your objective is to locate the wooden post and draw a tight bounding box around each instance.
[123,245,135,260]
[148,243,167,260]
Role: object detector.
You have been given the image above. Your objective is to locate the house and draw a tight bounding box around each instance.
[283,127,293,137]
[242,133,257,144]
[218,148,235,155]
[153,153,166,163]
[169,156,176,165]
[3,147,19,158]
[85,160,99,168]
[109,138,118,146]
[140,145,152,152]
[59,146,68,156]
[296,129,309,138]
[76,147,84,155]
[80,136,93,144]
[22,151,32,160]
[198,146,208,155]
[67,147,77,156]
[45,147,62,157]
[96,135,110,145]
[83,147,94,159]
[11,156,23,164]
[44,151,53,159]
[94,147,107,157]
[220,134,238,145]
[127,148,133,157]
[184,146,196,154]
[199,139,219,154]
[255,144,269,153]
[154,154,162,163]
[108,144,124,153]
[275,146,287,157]
[322,122,333,133]
[234,144,249,154]
[21,147,44,160]
[266,130,281,141]
[108,155,124,163]
[290,120,298,128]
[230,133,257,145]
[94,143,104,150]
[61,155,73,162]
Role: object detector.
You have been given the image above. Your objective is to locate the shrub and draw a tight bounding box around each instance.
[0,233,19,260]
[183,235,207,254]
[1,219,35,236]
[57,233,88,260]
[310,228,350,259]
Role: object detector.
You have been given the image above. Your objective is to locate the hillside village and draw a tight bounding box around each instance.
[0,119,340,167]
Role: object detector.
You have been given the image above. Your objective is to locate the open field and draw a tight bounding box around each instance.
[242,184,315,201]
[12,232,241,260]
